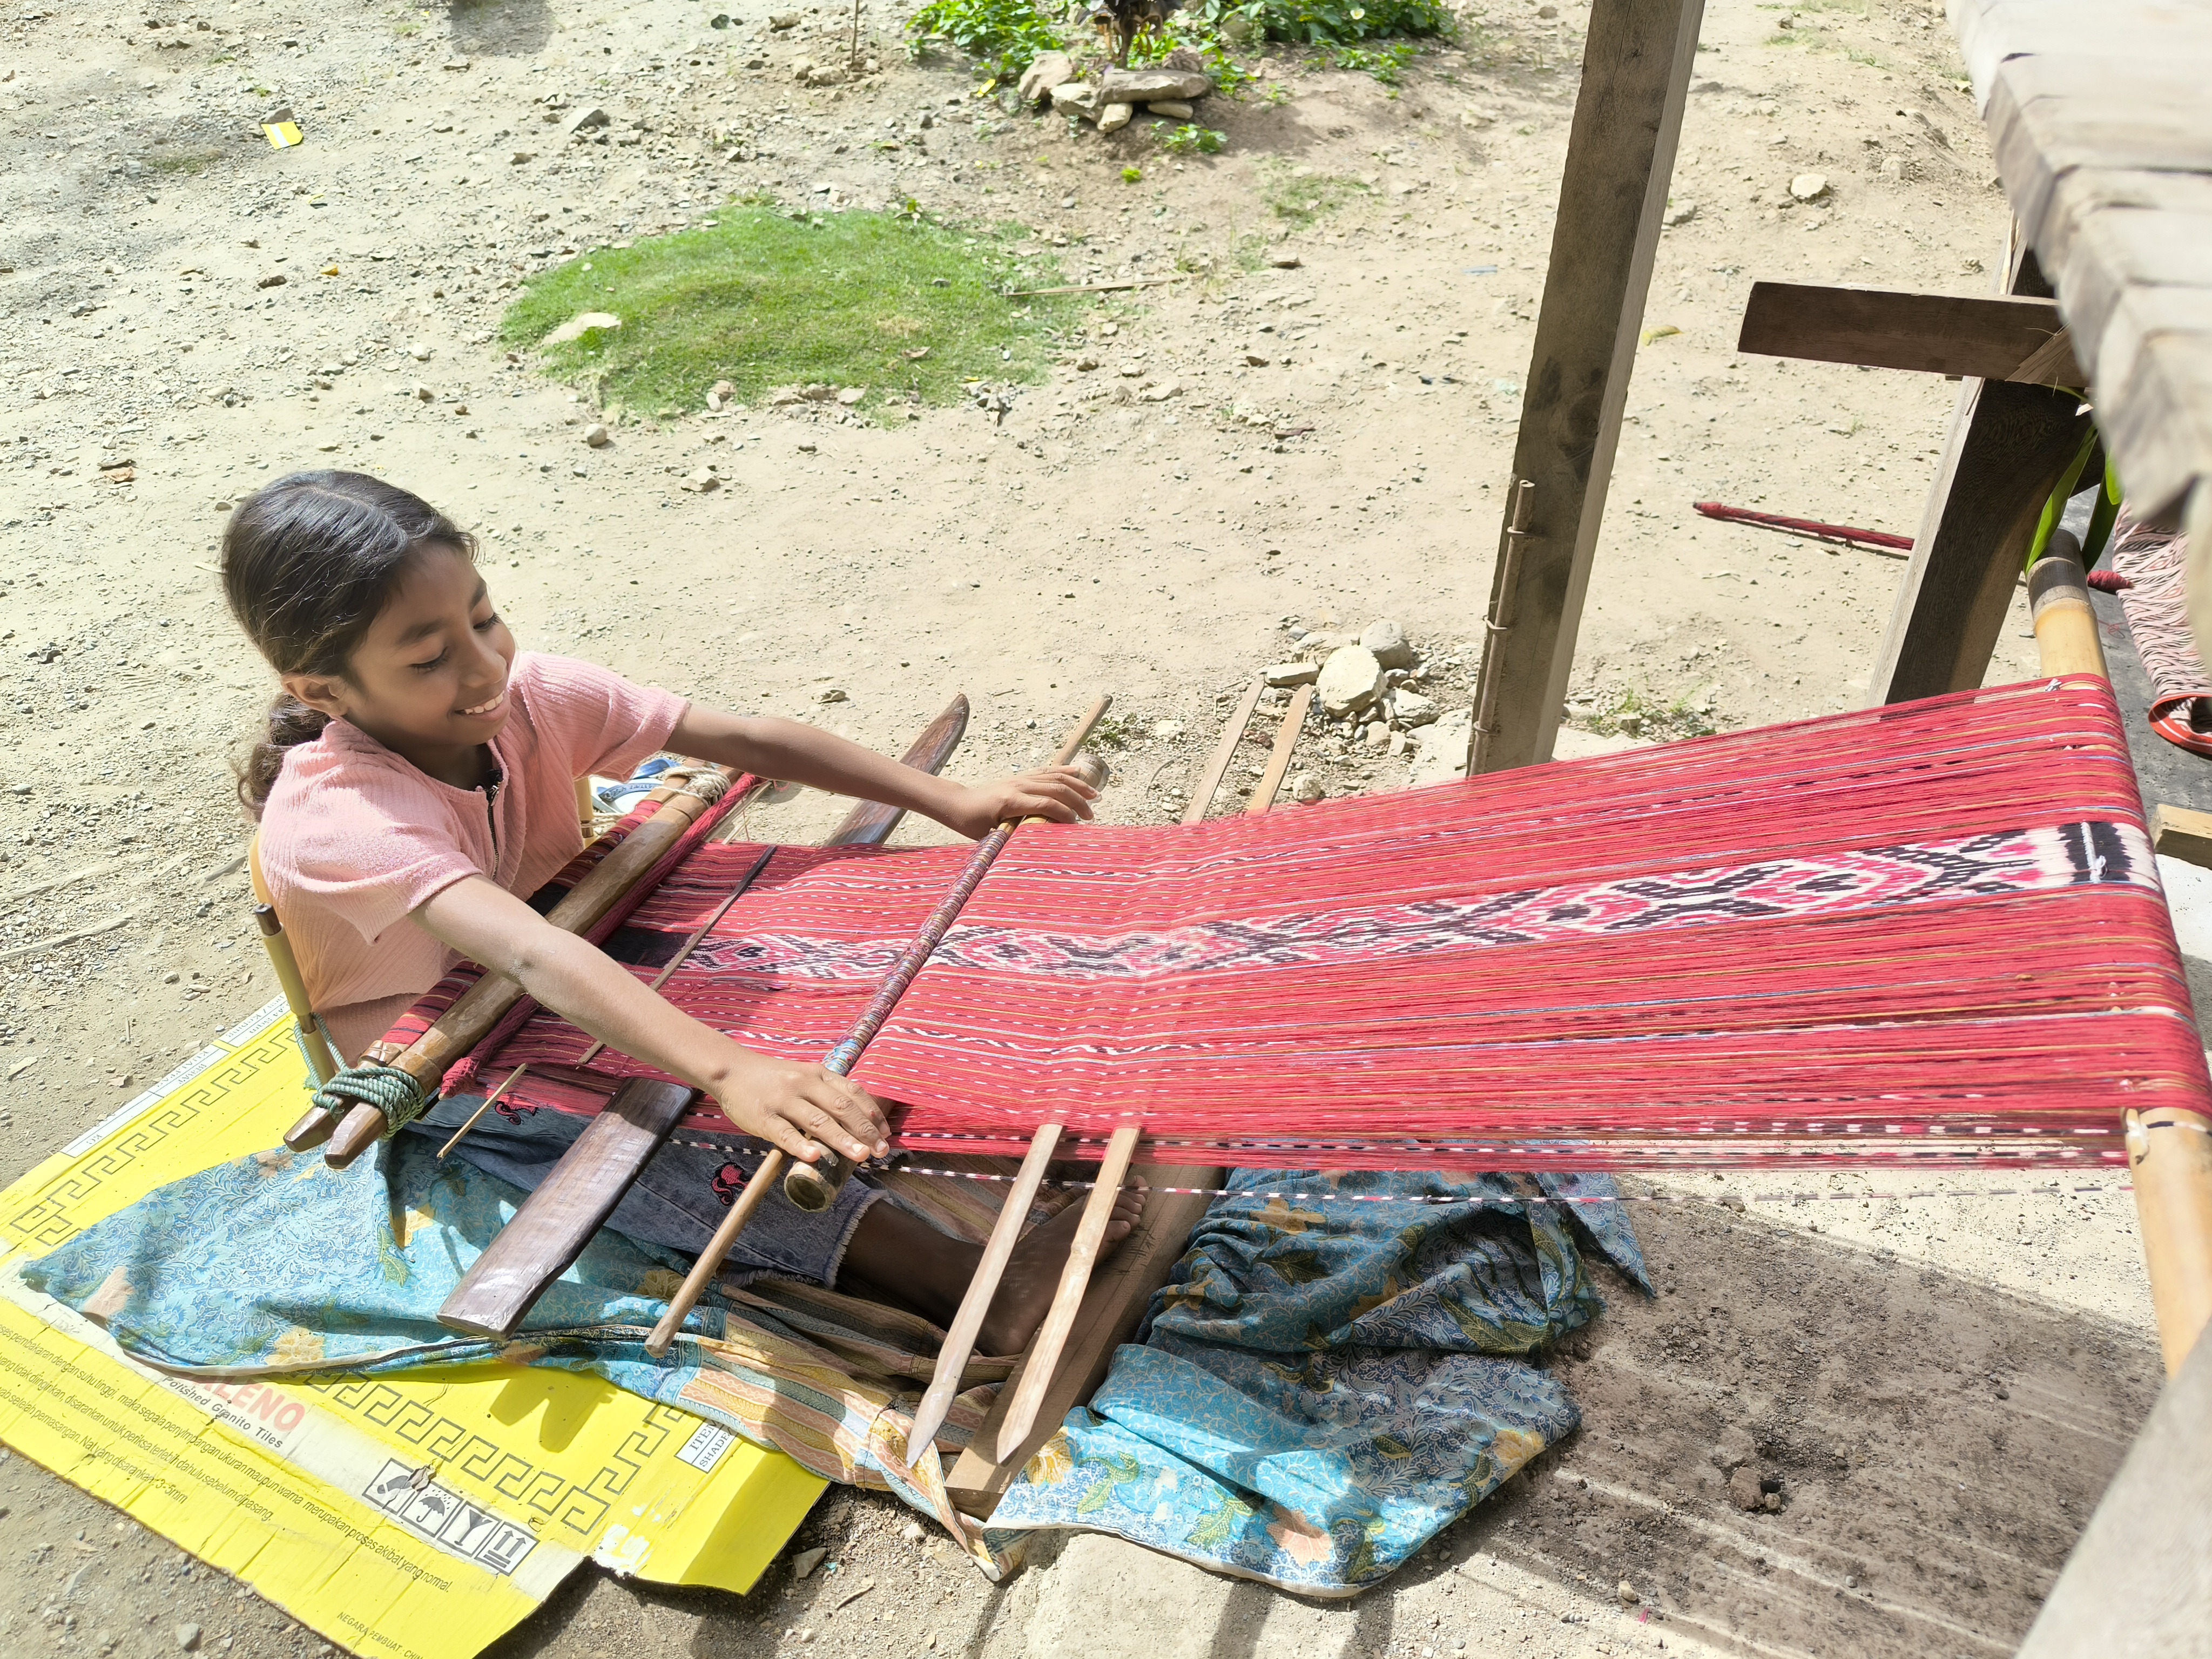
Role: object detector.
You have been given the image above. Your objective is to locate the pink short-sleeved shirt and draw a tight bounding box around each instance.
[257,652,687,1061]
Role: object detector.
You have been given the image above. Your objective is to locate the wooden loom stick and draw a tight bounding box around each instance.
[572,842,780,1071]
[435,1062,529,1159]
[779,694,1114,1213]
[903,1123,1064,1453]
[429,696,974,1342]
[304,767,743,1164]
[1246,684,1313,815]
[643,1150,787,1358]
[992,1123,1142,1461]
[2033,536,2212,1376]
[1184,679,1265,824]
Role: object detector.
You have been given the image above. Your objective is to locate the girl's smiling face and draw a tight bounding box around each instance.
[282,542,517,783]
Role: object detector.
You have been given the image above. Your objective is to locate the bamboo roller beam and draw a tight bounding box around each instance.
[2032,536,2212,1376]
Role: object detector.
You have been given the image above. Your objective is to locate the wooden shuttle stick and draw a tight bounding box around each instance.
[2033,535,2212,1375]
[644,1149,788,1358]
[905,1123,1065,1451]
[992,1123,1143,1462]
[436,1062,529,1159]
[779,694,1114,1213]
[302,767,743,1164]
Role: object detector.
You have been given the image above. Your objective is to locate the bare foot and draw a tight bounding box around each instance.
[976,1179,1148,1355]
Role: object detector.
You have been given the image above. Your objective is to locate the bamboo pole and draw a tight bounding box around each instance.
[2032,536,2212,1375]
[252,903,341,1087]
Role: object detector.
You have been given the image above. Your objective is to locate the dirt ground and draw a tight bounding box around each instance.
[0,0,2167,1656]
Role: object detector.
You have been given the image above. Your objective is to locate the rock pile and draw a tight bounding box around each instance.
[1270,618,1464,774]
[1024,52,1216,136]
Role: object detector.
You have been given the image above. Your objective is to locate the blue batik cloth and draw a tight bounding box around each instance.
[986,1169,1649,1594]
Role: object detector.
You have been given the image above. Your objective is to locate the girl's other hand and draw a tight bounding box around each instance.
[942,766,1097,838]
[711,1050,890,1163]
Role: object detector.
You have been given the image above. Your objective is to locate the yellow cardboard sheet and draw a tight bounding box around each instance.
[0,1000,824,1658]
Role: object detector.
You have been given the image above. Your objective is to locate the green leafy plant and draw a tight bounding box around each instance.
[1161,123,1226,156]
[1122,164,1144,183]
[1326,39,1418,82]
[1201,0,1449,46]
[907,0,1065,83]
[1127,13,1258,95]
[504,204,1076,423]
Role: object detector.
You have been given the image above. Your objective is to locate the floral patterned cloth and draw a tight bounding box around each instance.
[20,1149,1642,1595]
[986,1169,1649,1594]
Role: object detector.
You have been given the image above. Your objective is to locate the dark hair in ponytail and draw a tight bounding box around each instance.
[222,470,476,812]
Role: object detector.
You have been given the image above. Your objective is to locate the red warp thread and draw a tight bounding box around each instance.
[383,679,2210,1171]
[435,773,759,1098]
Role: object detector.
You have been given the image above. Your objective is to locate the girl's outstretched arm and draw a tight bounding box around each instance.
[669,706,1096,839]
[414,874,888,1163]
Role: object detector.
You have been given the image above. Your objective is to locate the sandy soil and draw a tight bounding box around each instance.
[0,1,2165,1656]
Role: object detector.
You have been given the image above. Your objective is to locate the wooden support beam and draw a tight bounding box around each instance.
[1869,378,2090,703]
[1867,235,2098,705]
[1472,0,1705,772]
[1737,282,2082,386]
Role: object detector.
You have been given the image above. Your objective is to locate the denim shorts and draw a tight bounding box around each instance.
[407,1091,882,1286]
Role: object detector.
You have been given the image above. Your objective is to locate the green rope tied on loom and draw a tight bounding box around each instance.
[309,1063,431,1135]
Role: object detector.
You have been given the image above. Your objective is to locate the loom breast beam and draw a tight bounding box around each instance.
[300,766,744,1163]
[2035,533,2212,1377]
[433,694,975,1343]
[778,694,1115,1212]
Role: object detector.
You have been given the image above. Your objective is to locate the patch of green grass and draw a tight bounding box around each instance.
[1573,686,1719,743]
[503,204,1078,422]
[142,143,226,174]
[1259,160,1370,225]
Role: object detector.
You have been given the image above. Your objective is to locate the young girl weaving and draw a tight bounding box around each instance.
[225,470,1141,1353]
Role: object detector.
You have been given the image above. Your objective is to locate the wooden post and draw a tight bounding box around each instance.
[2033,537,2212,1376]
[1870,380,2090,702]
[1471,0,1704,772]
[1868,239,2092,704]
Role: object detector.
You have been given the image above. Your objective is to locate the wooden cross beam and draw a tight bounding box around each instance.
[1736,281,2085,387]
